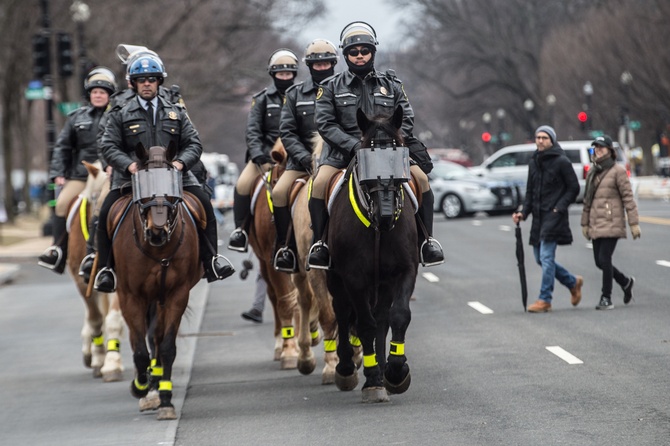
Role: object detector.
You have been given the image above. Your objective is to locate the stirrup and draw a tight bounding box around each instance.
[208,254,235,280]
[227,228,248,252]
[78,253,96,278]
[420,237,445,267]
[306,241,331,271]
[273,246,297,273]
[94,267,117,293]
[37,246,63,271]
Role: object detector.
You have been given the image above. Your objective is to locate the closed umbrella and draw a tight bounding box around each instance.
[515,222,528,312]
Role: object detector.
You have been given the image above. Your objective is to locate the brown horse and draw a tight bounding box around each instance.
[112,145,201,420]
[66,160,124,382]
[247,140,301,369]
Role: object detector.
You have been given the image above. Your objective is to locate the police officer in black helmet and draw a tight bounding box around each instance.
[307,21,444,269]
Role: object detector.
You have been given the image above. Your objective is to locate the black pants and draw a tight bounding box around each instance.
[592,237,628,298]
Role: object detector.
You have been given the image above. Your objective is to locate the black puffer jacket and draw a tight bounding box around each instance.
[521,144,579,246]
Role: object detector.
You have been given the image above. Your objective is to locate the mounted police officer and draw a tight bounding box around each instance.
[38,67,116,274]
[227,49,298,252]
[272,39,338,273]
[308,21,444,269]
[91,52,234,293]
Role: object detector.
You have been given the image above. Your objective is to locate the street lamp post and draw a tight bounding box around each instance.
[70,1,90,101]
[523,99,535,141]
[619,71,634,151]
[583,81,593,133]
[546,94,556,127]
[496,108,506,149]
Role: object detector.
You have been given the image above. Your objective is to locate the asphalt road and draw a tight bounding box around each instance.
[1,199,669,445]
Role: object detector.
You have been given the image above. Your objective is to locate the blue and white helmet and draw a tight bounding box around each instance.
[128,54,167,82]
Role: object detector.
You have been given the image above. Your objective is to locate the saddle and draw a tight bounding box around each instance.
[250,164,308,216]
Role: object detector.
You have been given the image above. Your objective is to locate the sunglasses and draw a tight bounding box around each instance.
[347,47,371,57]
[135,76,159,84]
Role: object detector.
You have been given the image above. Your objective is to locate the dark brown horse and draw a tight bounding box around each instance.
[66,160,124,382]
[112,145,201,420]
[326,106,419,403]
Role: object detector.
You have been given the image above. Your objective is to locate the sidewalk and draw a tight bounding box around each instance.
[0,214,50,284]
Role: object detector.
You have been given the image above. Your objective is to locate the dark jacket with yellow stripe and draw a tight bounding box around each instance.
[100,94,202,191]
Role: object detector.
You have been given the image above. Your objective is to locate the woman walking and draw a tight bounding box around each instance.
[581,135,640,310]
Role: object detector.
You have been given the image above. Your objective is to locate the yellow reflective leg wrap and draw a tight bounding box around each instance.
[106,339,120,352]
[390,342,405,356]
[134,378,149,391]
[151,358,157,368]
[311,330,319,340]
[151,366,164,378]
[281,326,295,339]
[349,335,361,347]
[92,335,104,346]
[363,353,378,368]
[324,339,337,352]
[158,380,172,392]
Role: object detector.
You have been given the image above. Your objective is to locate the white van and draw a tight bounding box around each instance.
[469,140,628,203]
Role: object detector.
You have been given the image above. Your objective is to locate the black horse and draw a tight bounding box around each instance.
[327,106,419,403]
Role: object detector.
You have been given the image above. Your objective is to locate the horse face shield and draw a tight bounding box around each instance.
[132,168,183,246]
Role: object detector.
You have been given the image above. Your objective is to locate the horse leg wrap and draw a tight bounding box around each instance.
[389,341,405,356]
[106,339,120,352]
[92,334,104,347]
[363,353,378,368]
[310,330,320,341]
[281,326,295,339]
[324,339,337,353]
[158,380,173,408]
[349,335,362,347]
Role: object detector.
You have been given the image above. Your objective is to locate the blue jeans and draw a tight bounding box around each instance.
[533,241,577,303]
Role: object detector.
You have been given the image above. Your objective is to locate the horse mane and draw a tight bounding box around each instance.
[270,138,287,167]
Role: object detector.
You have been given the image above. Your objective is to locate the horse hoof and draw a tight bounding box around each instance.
[102,370,123,383]
[92,367,102,379]
[130,380,150,399]
[322,371,335,385]
[139,390,161,412]
[280,356,298,370]
[384,370,411,395]
[274,348,282,361]
[83,353,92,368]
[362,386,390,403]
[297,357,317,376]
[157,406,177,420]
[335,371,358,391]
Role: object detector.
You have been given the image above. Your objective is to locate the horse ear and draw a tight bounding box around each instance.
[166,141,178,162]
[356,108,371,134]
[134,143,147,163]
[393,105,404,130]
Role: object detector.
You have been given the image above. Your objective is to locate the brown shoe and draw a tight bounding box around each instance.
[570,276,584,306]
[528,300,552,313]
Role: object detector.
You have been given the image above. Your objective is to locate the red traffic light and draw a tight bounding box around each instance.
[577,111,588,123]
[481,131,492,143]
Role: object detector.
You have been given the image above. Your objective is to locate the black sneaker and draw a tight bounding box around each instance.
[228,228,248,252]
[94,268,117,293]
[595,296,614,310]
[623,277,635,305]
[306,242,330,270]
[38,247,66,274]
[274,247,297,273]
[241,308,262,323]
[78,253,95,283]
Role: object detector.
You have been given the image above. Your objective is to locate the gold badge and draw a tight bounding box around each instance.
[316,87,323,100]
[380,86,388,96]
[168,111,178,120]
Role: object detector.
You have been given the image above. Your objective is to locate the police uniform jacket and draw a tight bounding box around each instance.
[100,94,202,191]
[521,144,579,246]
[49,105,105,181]
[280,78,320,171]
[245,83,285,165]
[315,69,433,172]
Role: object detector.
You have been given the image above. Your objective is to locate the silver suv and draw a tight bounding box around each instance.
[469,140,628,203]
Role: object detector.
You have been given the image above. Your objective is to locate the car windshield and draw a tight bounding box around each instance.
[431,162,477,180]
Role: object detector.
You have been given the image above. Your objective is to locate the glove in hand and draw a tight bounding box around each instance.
[582,226,590,241]
[630,224,641,239]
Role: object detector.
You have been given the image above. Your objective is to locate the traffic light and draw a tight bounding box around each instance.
[32,33,51,80]
[577,111,588,131]
[56,32,74,78]
[481,131,492,143]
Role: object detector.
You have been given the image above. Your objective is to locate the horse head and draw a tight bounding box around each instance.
[355,106,410,232]
[131,142,182,247]
[81,160,108,205]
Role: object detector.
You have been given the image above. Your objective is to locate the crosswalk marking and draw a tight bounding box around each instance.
[546,346,583,364]
[467,301,494,314]
[656,260,670,268]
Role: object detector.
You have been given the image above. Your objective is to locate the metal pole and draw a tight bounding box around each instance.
[40,0,56,235]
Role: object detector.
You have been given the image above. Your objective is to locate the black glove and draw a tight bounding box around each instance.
[299,156,312,171]
[252,154,272,165]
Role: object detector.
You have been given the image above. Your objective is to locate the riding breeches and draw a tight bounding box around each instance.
[310,164,430,200]
[272,169,306,207]
[235,161,272,196]
[55,180,85,217]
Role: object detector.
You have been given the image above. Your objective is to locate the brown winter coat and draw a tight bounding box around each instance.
[581,164,639,239]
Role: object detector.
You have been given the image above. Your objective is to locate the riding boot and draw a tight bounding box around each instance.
[93,219,116,293]
[38,215,68,274]
[228,190,251,252]
[273,206,297,273]
[417,190,444,267]
[201,218,235,282]
[78,216,98,283]
[306,198,330,270]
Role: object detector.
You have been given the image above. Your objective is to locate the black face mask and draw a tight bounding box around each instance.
[345,57,375,78]
[273,77,294,94]
[309,66,335,84]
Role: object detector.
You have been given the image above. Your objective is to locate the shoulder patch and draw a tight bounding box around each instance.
[316,87,323,101]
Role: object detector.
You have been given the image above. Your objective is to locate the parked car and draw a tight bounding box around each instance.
[428,160,519,219]
[468,140,629,203]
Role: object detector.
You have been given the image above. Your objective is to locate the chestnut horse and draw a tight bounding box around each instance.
[111,145,201,420]
[326,107,419,403]
[66,160,124,382]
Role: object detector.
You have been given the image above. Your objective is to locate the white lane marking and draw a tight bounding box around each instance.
[586,242,593,249]
[656,260,670,268]
[472,220,483,226]
[422,272,440,283]
[467,301,494,314]
[546,346,583,365]
[499,225,511,232]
